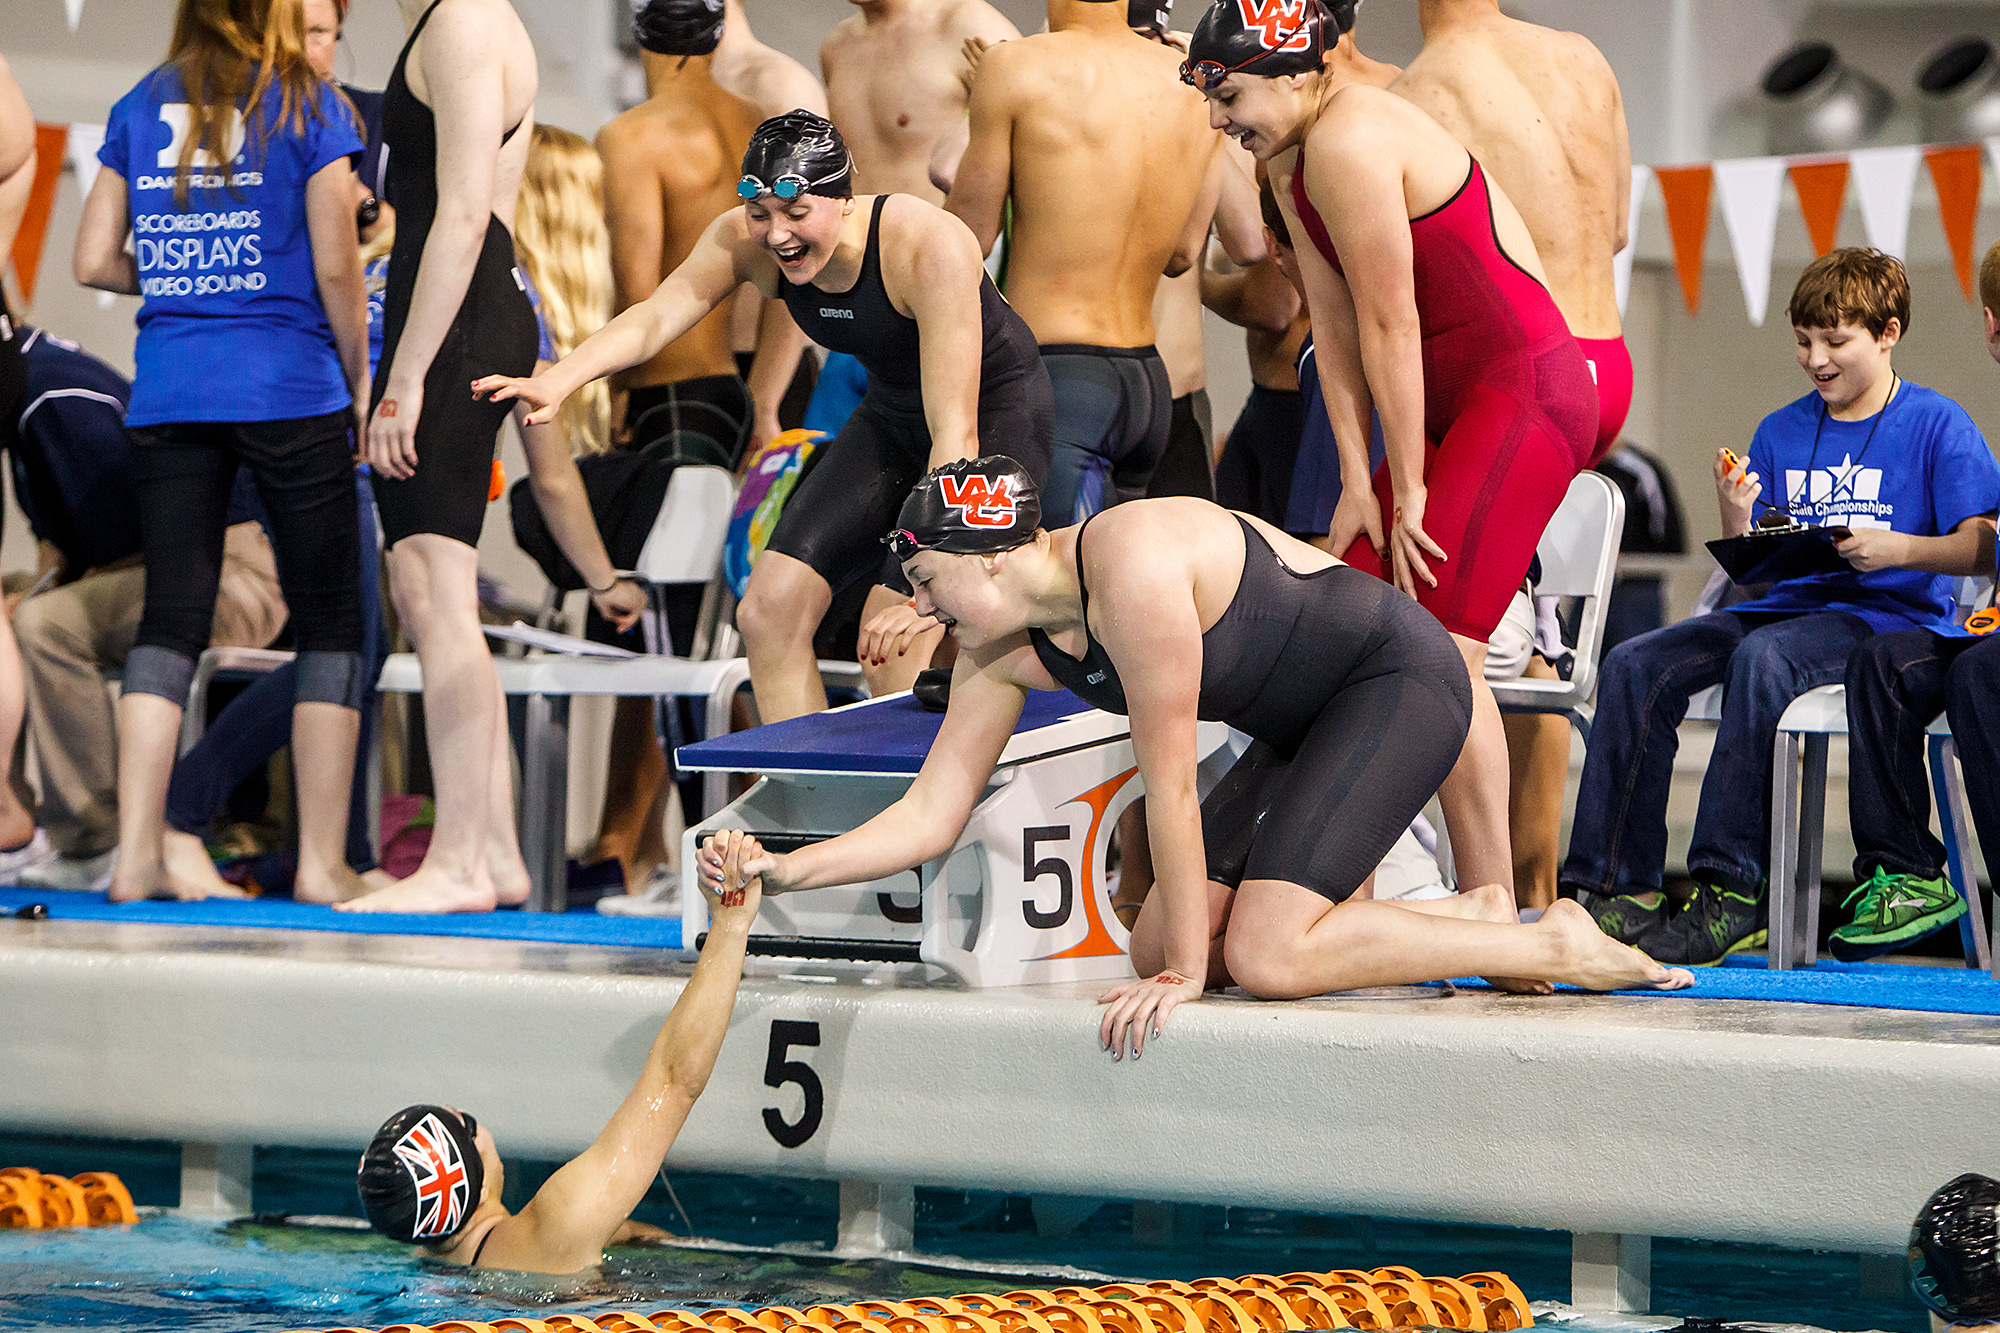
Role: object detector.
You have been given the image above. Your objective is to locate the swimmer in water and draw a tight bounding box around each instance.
[1911,1174,2000,1331]
[1185,0,1598,907]
[477,112,1055,725]
[356,832,762,1273]
[700,459,1691,1060]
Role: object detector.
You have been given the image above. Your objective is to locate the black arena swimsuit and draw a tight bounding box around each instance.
[369,0,541,549]
[1029,513,1473,901]
[764,196,1054,595]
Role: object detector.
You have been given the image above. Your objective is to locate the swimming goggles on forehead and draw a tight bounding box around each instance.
[737,156,852,201]
[1180,50,1275,91]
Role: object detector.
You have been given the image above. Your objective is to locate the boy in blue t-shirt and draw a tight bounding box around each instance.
[1833,241,2000,960]
[1563,249,2000,965]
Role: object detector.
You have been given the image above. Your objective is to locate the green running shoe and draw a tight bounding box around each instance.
[1830,866,1966,962]
[1586,891,1673,949]
[1652,879,1766,966]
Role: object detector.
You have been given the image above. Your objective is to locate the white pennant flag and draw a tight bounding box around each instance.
[65,123,105,211]
[1615,164,1650,318]
[1849,144,1922,263]
[1988,137,2000,181]
[64,0,87,31]
[1714,156,1785,327]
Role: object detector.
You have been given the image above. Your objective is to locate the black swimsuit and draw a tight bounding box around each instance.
[764,196,1054,595]
[370,0,541,548]
[1030,512,1473,901]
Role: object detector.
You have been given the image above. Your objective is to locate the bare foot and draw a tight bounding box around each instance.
[1459,883,1553,995]
[110,847,247,904]
[359,868,402,893]
[293,861,374,906]
[334,863,497,914]
[160,830,250,901]
[1541,899,1693,992]
[489,847,532,908]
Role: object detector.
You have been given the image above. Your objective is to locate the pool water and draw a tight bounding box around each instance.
[0,1134,1922,1333]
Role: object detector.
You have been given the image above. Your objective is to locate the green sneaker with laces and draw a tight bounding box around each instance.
[1586,891,1673,948]
[1652,879,1767,966]
[1830,866,1966,962]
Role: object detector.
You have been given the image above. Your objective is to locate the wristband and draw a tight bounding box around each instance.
[589,574,620,596]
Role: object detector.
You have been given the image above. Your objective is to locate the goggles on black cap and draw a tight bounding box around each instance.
[632,0,724,57]
[887,457,1042,562]
[1181,0,1347,90]
[741,111,855,203]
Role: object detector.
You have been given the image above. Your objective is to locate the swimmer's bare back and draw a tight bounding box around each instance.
[1392,8,1628,339]
[946,15,1219,347]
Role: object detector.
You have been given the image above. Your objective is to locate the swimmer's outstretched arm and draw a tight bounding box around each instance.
[701,651,1030,895]
[476,833,764,1274]
[475,212,753,425]
[1080,552,1210,1059]
[894,207,988,470]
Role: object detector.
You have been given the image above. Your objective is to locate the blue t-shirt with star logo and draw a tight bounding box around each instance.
[100,66,364,427]
[1734,381,2000,631]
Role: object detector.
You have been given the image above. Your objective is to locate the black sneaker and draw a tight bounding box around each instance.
[1651,879,1767,966]
[1582,890,1674,949]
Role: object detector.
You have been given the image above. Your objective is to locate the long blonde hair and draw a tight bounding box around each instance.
[165,0,348,209]
[514,124,613,454]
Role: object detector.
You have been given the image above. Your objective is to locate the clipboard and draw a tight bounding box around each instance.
[1706,525,1852,586]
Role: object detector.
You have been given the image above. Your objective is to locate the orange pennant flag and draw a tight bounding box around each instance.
[1653,164,1714,315]
[9,124,68,306]
[1925,144,1982,301]
[1788,159,1848,257]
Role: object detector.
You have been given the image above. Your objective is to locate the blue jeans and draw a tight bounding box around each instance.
[1845,628,2000,881]
[1560,609,1872,897]
[164,473,385,871]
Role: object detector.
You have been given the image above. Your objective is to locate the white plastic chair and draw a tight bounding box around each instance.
[1685,575,1993,970]
[1491,471,1624,740]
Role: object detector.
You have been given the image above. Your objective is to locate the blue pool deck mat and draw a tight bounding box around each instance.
[675,688,1097,775]
[0,886,683,950]
[8,883,2000,1015]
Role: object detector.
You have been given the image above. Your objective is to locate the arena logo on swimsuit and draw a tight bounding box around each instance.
[938,474,1017,528]
[1235,0,1314,53]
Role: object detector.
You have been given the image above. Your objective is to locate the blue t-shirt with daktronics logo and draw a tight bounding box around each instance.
[100,66,363,427]
[1735,381,2000,631]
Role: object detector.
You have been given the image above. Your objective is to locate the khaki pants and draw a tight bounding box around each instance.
[16,523,287,858]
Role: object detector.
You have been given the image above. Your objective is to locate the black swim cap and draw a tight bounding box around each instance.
[357,1105,485,1244]
[887,457,1042,561]
[633,0,724,57]
[1911,1174,2000,1324]
[1183,0,1354,89]
[1129,0,1172,36]
[741,111,854,202]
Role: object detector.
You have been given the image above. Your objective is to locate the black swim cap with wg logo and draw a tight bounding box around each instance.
[887,457,1042,561]
[632,0,724,57]
[357,1105,485,1245]
[1183,0,1359,89]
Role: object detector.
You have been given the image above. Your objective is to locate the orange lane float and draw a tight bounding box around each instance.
[278,1263,1534,1333]
[0,1169,137,1228]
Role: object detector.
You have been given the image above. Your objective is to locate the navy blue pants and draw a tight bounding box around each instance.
[1559,609,1872,897]
[164,473,384,871]
[1844,628,2000,881]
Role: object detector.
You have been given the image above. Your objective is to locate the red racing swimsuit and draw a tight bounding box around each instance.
[1291,158,1597,640]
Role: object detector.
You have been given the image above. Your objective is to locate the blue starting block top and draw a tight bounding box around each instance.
[676,688,1108,775]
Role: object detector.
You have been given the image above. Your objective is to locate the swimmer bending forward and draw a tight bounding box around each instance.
[479,110,1053,725]
[699,459,1690,1060]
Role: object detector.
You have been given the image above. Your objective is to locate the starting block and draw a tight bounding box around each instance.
[676,690,1245,987]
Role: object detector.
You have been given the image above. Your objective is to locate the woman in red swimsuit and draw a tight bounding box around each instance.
[1181,0,1598,899]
